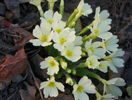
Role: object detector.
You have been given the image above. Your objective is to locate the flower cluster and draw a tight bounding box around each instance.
[30,9,82,63]
[29,0,126,100]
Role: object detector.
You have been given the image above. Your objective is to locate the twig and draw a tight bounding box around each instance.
[27,62,45,100]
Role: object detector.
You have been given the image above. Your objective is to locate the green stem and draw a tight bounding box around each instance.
[60,0,64,16]
[68,13,81,28]
[66,9,78,26]
[83,34,98,42]
[75,68,106,84]
[77,26,90,35]
[86,70,106,83]
[37,5,44,17]
[83,34,93,41]
[48,1,55,10]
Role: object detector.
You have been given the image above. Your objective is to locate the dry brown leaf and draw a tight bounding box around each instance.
[0,20,32,82]
[0,49,28,82]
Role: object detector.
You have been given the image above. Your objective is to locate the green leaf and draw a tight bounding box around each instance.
[75,68,105,83]
[127,85,132,97]
[75,68,90,76]
[56,71,63,79]
[45,45,59,57]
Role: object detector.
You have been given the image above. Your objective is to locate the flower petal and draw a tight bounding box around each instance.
[79,92,89,100]
[84,84,96,94]
[106,85,122,98]
[33,25,42,38]
[50,87,58,97]
[79,76,91,86]
[29,39,42,46]
[44,87,51,98]
[112,58,124,67]
[44,10,53,20]
[56,82,65,92]
[107,78,126,86]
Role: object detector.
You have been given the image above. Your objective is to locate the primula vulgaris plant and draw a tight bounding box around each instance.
[29,0,126,100]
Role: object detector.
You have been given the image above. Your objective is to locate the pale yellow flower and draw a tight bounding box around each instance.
[85,56,100,69]
[61,45,82,62]
[40,77,64,98]
[104,49,125,73]
[41,10,62,25]
[90,7,112,40]
[85,40,106,58]
[73,76,96,100]
[105,78,126,99]
[29,20,53,47]
[40,56,59,75]
[53,28,76,51]
[77,0,92,16]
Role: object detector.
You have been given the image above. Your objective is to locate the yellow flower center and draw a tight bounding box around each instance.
[48,82,55,87]
[48,19,54,24]
[56,29,62,33]
[40,35,48,42]
[49,60,56,67]
[101,97,105,100]
[59,38,67,45]
[105,56,112,61]
[86,60,94,67]
[76,85,84,93]
[89,47,95,53]
[66,50,73,57]
[94,29,100,35]
[101,41,107,48]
